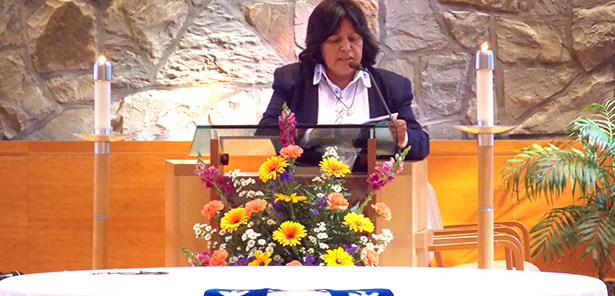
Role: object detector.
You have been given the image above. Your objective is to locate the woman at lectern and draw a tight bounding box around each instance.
[257,0,429,160]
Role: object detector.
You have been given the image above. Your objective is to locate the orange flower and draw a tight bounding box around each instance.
[286,260,303,266]
[280,145,304,159]
[209,249,228,266]
[245,199,267,215]
[371,202,392,221]
[201,200,224,218]
[327,192,349,210]
[361,247,379,266]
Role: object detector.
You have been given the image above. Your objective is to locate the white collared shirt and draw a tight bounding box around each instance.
[314,64,371,124]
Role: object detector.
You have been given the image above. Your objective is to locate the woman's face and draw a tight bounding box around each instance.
[320,18,363,84]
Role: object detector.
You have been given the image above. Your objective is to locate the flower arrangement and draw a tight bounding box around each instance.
[183,103,410,266]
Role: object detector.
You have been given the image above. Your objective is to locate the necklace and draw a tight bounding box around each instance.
[324,80,359,117]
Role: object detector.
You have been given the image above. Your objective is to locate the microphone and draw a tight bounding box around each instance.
[349,61,401,154]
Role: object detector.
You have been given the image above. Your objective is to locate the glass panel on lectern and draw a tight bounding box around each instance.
[189,124,396,172]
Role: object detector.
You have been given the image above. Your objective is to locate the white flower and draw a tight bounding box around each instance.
[318,222,327,231]
[254,191,264,197]
[313,176,323,183]
[308,236,317,243]
[273,255,282,262]
[258,239,266,245]
[204,233,212,240]
[220,244,226,250]
[323,146,339,159]
[307,248,314,254]
[265,246,274,254]
[238,191,247,197]
[247,190,255,198]
[193,223,201,231]
[219,229,227,235]
[228,256,238,264]
[316,192,325,198]
[317,232,328,239]
[247,222,255,228]
[319,243,329,249]
[226,236,232,242]
[332,185,342,193]
[242,233,248,241]
[247,240,255,248]
[360,236,368,244]
[248,231,260,240]
[205,225,212,232]
[312,228,320,233]
[267,219,276,225]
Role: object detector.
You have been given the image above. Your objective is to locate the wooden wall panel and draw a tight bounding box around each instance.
[0,140,611,280]
[0,142,29,273]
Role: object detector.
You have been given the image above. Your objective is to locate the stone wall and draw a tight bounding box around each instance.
[0,0,614,140]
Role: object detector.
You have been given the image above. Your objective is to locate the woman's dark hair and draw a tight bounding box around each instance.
[298,0,379,68]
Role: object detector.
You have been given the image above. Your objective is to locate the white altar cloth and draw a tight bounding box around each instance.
[0,266,607,296]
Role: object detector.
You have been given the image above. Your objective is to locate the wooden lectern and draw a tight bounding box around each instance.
[165,125,430,267]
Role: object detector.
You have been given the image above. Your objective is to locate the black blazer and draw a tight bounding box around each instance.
[258,63,430,160]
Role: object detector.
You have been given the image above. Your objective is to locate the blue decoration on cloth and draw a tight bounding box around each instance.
[204,288,393,296]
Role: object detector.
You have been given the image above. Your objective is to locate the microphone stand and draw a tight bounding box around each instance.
[349,61,402,155]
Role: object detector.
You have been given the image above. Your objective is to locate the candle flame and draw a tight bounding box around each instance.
[481,42,489,52]
[98,55,106,64]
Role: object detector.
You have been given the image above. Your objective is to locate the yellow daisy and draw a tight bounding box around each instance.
[323,247,354,266]
[272,221,307,247]
[319,157,351,177]
[220,208,249,233]
[248,251,272,266]
[343,212,375,233]
[258,156,289,182]
[274,193,307,203]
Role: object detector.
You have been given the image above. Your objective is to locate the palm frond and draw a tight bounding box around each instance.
[501,143,601,203]
[529,205,583,262]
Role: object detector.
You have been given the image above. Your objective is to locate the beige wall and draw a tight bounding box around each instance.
[0,0,614,141]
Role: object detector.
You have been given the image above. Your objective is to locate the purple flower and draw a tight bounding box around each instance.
[279,170,295,183]
[304,254,315,266]
[312,208,319,215]
[235,257,249,266]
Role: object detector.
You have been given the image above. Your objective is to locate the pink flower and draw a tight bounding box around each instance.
[278,104,296,147]
[193,250,211,266]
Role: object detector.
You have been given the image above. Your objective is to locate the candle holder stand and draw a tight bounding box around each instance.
[74,133,131,270]
[454,124,515,269]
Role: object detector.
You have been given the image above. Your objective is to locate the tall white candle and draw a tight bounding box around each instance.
[476,42,494,125]
[94,55,112,134]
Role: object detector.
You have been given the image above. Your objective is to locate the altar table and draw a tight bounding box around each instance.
[0,267,607,296]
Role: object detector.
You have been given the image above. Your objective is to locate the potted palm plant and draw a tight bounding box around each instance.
[501,99,615,283]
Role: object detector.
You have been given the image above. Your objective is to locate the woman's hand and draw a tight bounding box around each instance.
[387,119,407,146]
